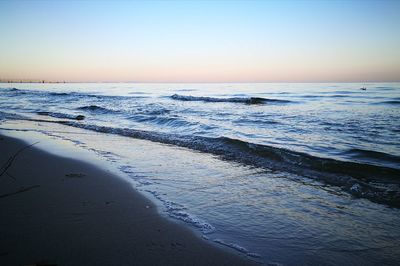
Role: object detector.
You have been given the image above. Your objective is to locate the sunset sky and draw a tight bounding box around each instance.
[0,0,399,82]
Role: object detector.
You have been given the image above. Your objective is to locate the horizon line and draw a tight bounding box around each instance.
[1,79,400,84]
[1,81,399,84]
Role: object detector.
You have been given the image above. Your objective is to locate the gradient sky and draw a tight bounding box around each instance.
[0,0,399,82]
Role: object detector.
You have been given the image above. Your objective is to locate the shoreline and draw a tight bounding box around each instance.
[0,133,254,265]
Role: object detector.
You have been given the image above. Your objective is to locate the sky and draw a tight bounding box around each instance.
[0,0,399,83]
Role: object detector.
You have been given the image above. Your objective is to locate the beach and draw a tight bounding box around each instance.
[1,0,399,264]
[0,133,254,266]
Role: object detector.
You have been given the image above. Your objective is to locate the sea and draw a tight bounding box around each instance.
[1,82,399,265]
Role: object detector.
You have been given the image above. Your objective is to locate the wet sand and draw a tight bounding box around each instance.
[0,133,254,266]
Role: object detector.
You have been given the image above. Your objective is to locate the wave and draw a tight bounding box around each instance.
[134,104,171,116]
[373,100,400,105]
[329,94,351,98]
[233,117,280,126]
[129,115,197,128]
[2,112,400,207]
[213,239,260,258]
[118,165,217,235]
[77,105,117,113]
[1,87,19,92]
[300,94,353,99]
[49,92,70,96]
[344,148,400,166]
[175,89,196,92]
[37,111,85,120]
[376,86,396,90]
[44,121,398,207]
[1,88,97,98]
[1,87,145,101]
[170,94,291,104]
[331,90,360,94]
[1,87,28,94]
[142,189,215,234]
[0,110,24,120]
[299,95,322,98]
[128,91,151,95]
[142,109,170,115]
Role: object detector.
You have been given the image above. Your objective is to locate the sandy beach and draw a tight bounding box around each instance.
[0,133,254,266]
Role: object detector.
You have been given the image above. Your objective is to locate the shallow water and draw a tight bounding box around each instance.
[1,83,400,265]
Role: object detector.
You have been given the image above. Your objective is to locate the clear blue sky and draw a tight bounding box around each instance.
[0,0,399,82]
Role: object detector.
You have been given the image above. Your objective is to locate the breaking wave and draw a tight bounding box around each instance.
[1,109,399,207]
[170,94,291,104]
[77,105,117,113]
[47,120,400,207]
[37,111,85,120]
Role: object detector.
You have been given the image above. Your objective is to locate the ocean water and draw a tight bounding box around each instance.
[1,83,400,265]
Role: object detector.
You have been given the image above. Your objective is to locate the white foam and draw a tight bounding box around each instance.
[213,239,260,258]
[145,189,215,234]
